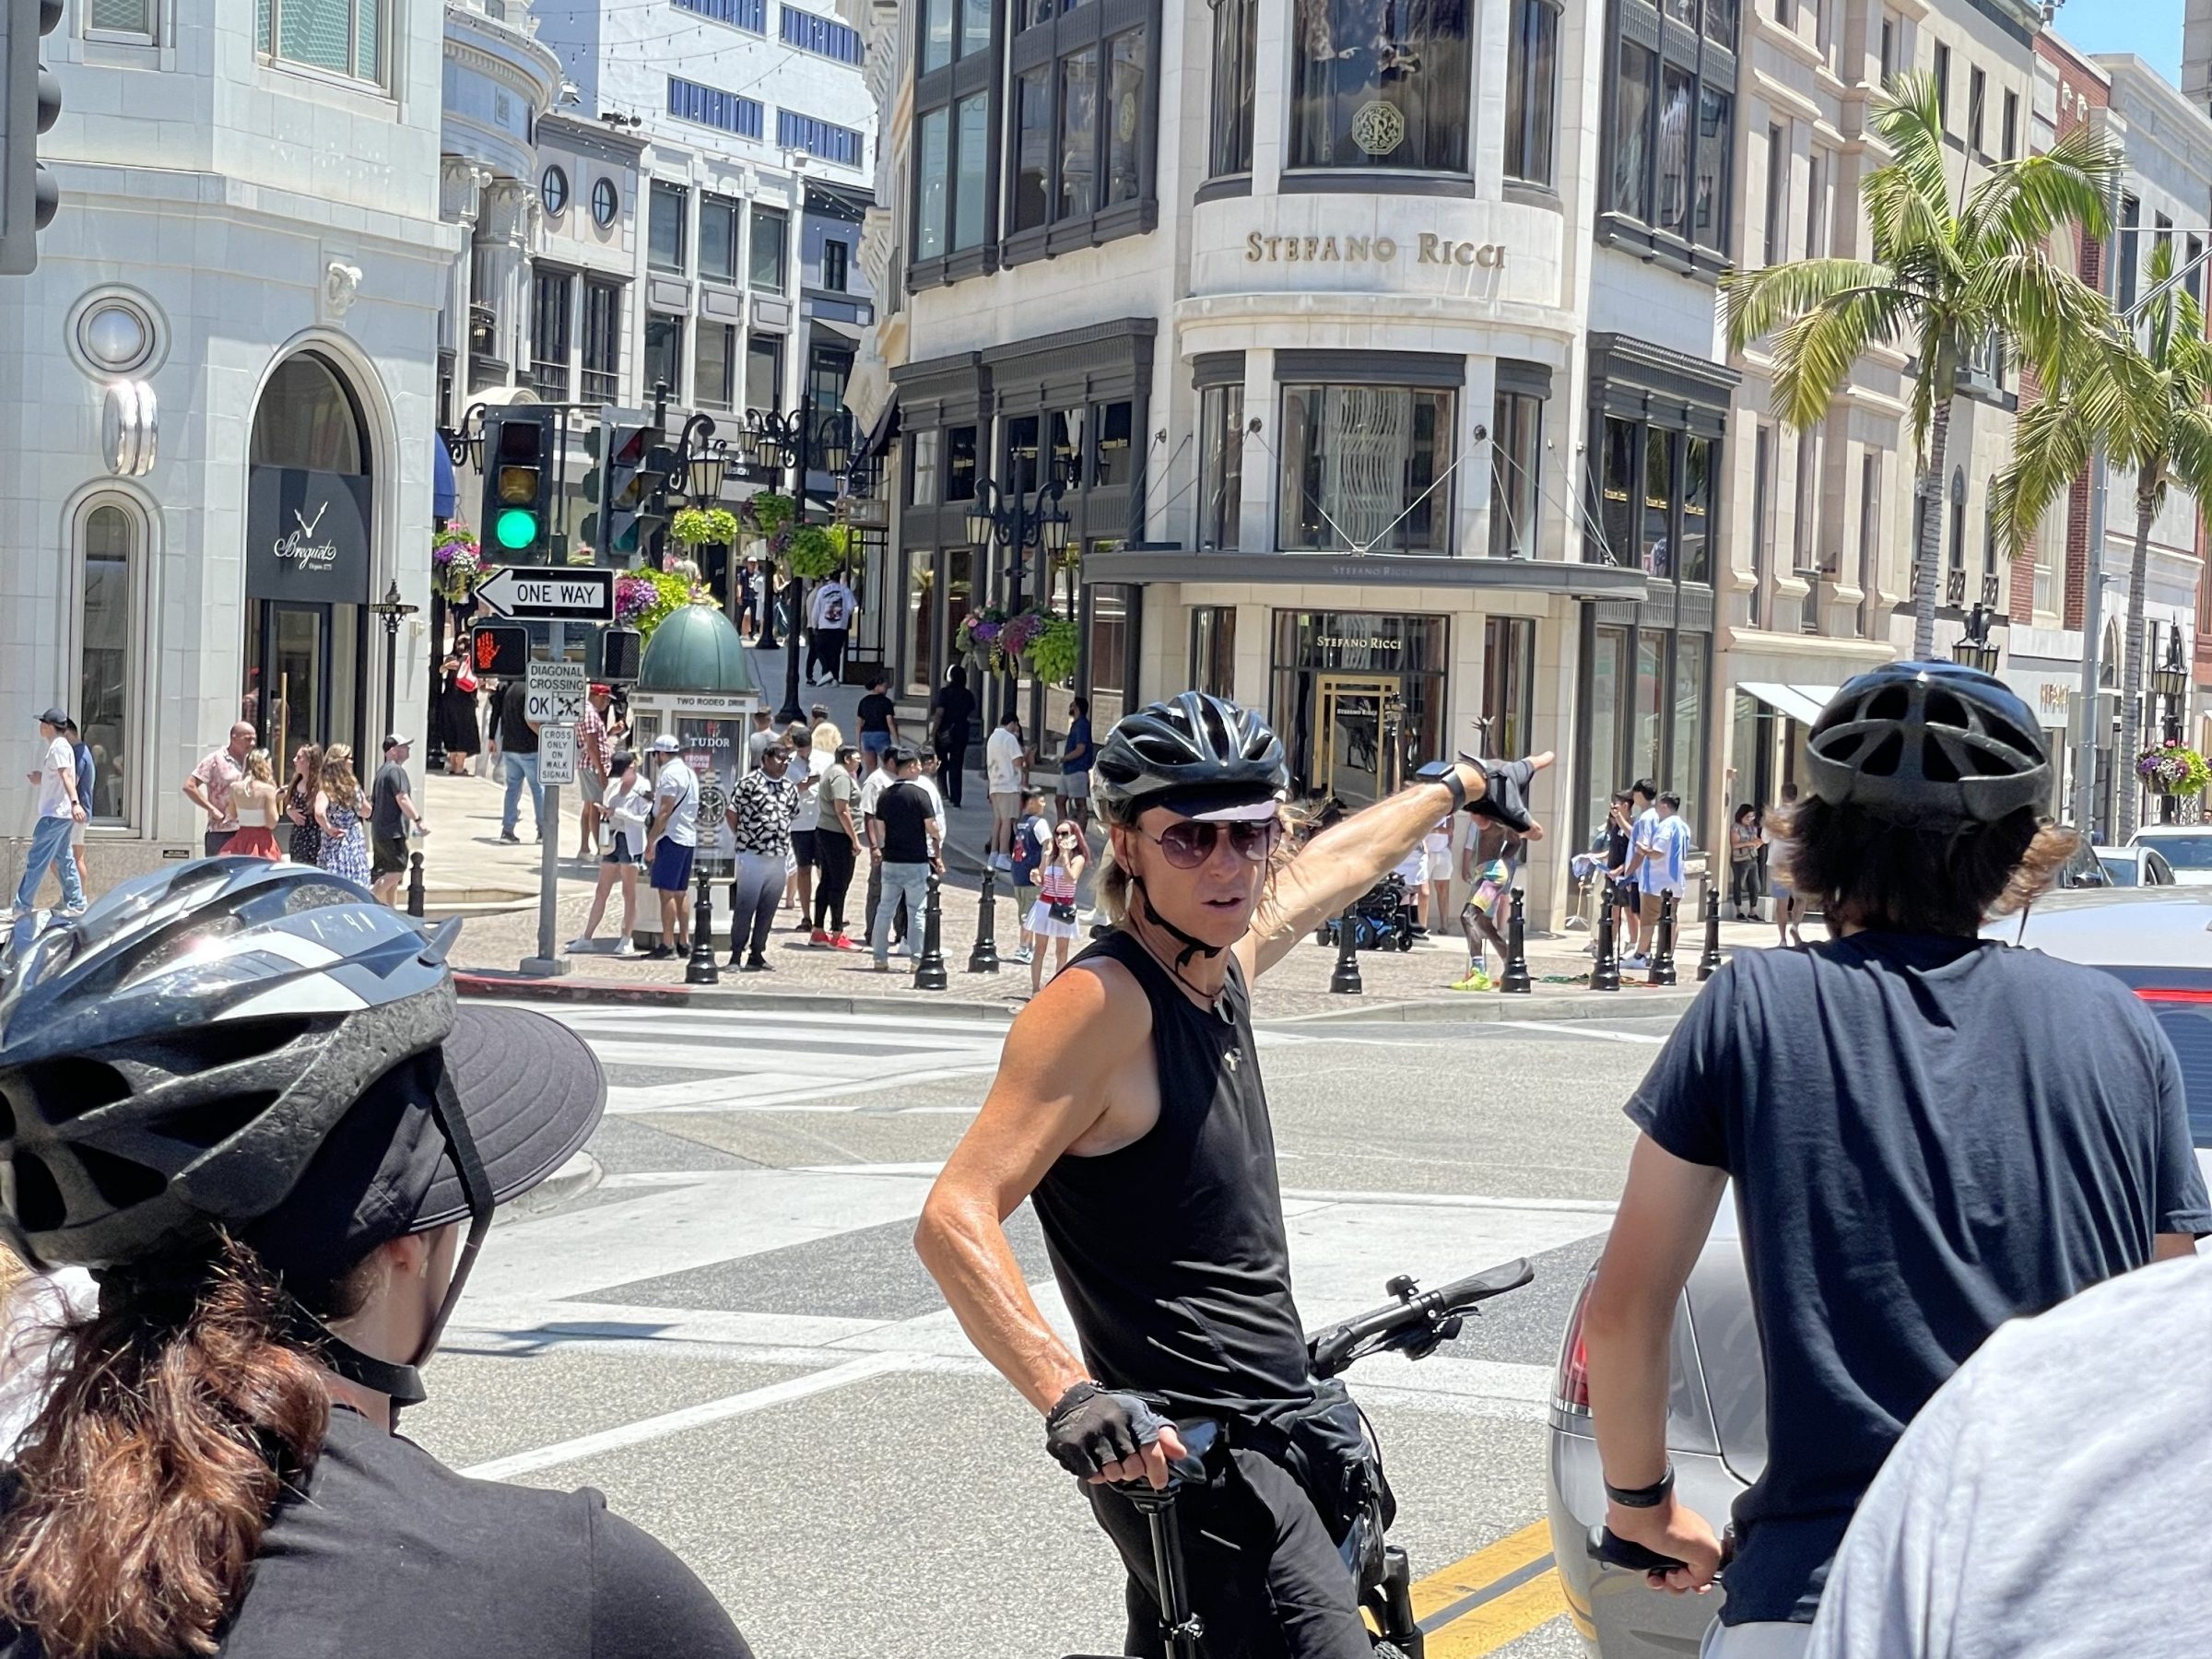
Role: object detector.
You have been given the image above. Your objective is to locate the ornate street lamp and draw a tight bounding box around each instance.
[738,405,857,723]
[368,578,421,743]
[1950,601,1999,676]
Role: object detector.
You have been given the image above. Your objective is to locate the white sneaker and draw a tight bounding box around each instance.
[1622,952,1650,969]
[991,853,1013,871]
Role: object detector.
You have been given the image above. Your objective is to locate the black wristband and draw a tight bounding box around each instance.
[1416,760,1468,811]
[1605,1464,1676,1508]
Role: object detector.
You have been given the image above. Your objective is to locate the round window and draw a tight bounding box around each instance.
[592,176,619,229]
[72,291,160,377]
[541,166,570,216]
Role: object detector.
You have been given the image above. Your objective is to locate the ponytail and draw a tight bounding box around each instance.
[0,1235,365,1659]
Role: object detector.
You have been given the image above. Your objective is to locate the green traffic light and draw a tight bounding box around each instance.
[494,507,538,550]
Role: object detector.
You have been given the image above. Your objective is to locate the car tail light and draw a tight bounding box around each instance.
[2136,987,2212,1005]
[1554,1271,1594,1413]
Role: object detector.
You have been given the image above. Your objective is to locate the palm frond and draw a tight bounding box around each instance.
[1990,394,2093,557]
[1959,120,2121,256]
[1971,253,2125,394]
[1721,258,1898,353]
[1766,287,1912,429]
[2162,403,2212,505]
[1865,74,1953,225]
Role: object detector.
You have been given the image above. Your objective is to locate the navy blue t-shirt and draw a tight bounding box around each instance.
[1628,932,2209,1626]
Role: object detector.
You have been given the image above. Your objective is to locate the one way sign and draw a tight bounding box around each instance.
[475,567,616,622]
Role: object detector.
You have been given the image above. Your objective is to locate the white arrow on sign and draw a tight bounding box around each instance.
[475,567,617,622]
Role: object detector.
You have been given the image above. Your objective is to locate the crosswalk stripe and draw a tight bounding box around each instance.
[606,1061,999,1114]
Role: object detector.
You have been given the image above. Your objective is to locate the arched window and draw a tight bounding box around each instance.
[2100,620,2121,688]
[77,502,138,824]
[252,353,370,474]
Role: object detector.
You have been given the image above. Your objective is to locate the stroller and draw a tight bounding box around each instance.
[1314,873,1418,953]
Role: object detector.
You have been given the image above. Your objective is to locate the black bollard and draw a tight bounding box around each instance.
[968,865,1001,972]
[1499,888,1532,994]
[1648,892,1678,987]
[913,873,949,991]
[406,852,426,919]
[1590,882,1620,992]
[686,867,719,986]
[1328,900,1363,994]
[1697,887,1724,982]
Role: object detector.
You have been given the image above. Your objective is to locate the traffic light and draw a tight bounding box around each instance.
[470,623,529,678]
[595,414,658,562]
[480,407,556,562]
[599,626,642,682]
[1,0,63,276]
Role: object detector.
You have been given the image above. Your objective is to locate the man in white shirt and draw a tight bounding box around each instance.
[806,576,857,687]
[9,708,88,921]
[1807,1253,2212,1659]
[1614,779,1661,968]
[644,733,700,959]
[985,712,1029,871]
[1634,792,1692,957]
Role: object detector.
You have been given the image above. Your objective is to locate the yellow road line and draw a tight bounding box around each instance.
[1406,1518,1571,1657]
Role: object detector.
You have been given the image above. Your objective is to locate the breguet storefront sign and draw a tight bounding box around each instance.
[1244,231,1508,269]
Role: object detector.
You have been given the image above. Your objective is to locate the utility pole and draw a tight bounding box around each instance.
[2071,165,2124,840]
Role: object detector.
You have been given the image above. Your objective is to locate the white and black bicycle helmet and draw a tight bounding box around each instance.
[1093,691,1289,824]
[1803,662,2050,829]
[0,858,605,1404]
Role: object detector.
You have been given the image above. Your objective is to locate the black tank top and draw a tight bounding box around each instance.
[1030,929,1313,1424]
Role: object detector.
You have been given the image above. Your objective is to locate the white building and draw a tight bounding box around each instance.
[1,0,452,888]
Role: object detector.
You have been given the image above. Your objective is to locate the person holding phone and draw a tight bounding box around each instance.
[1026,820,1089,994]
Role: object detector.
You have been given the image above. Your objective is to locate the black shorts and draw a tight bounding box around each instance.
[791,828,818,865]
[371,835,409,877]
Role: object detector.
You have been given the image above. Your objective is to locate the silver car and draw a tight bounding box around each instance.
[1544,888,2212,1654]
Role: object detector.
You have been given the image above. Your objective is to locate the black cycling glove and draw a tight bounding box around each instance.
[1044,1382,1171,1477]
[1416,757,1537,835]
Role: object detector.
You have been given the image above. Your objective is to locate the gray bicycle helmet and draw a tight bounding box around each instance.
[1803,661,2049,829]
[1093,691,1289,823]
[0,858,456,1269]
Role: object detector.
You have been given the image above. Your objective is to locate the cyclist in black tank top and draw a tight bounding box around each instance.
[917,692,1539,1657]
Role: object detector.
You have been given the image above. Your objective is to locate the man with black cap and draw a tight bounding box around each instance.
[1580,664,2207,1656]
[0,859,755,1658]
[370,733,429,909]
[6,709,87,925]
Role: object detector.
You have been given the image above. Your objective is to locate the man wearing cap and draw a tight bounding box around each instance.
[7,708,88,924]
[643,734,699,959]
[573,683,613,862]
[64,719,95,898]
[724,739,800,971]
[369,735,429,910]
[181,720,256,858]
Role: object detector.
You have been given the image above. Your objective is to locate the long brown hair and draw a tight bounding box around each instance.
[318,745,361,814]
[289,743,324,805]
[0,1236,371,1659]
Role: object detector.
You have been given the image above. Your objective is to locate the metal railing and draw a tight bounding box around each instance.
[530,359,570,404]
[580,367,619,405]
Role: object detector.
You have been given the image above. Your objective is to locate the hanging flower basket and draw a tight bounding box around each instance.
[2137,742,2212,796]
[955,606,1077,680]
[785,524,842,580]
[670,506,739,551]
[430,527,483,605]
[741,492,797,543]
[1027,616,1080,686]
[614,569,703,643]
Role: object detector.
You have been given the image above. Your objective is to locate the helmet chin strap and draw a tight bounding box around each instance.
[1133,876,1223,971]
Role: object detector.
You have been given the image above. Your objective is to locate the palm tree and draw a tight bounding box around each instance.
[1722,72,2120,658]
[1991,240,2212,839]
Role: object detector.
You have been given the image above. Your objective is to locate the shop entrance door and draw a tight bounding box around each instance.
[1314,673,1399,808]
[258,602,330,768]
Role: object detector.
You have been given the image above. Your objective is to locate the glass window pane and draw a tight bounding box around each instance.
[1586,625,1628,837]
[748,206,788,289]
[1682,437,1712,584]
[279,0,351,75]
[1278,384,1450,552]
[1655,63,1693,237]
[88,0,148,31]
[1695,88,1732,250]
[1635,631,1665,787]
[1013,70,1051,230]
[959,0,991,55]
[1199,384,1244,549]
[649,182,686,272]
[953,93,988,250]
[745,335,782,411]
[1105,32,1146,206]
[1093,400,1133,487]
[946,425,978,500]
[695,322,735,411]
[80,508,132,823]
[1210,0,1256,177]
[1611,41,1653,218]
[1060,50,1098,219]
[921,0,951,71]
[1488,389,1541,559]
[917,108,949,259]
[1599,418,1636,566]
[700,196,737,282]
[1673,634,1707,838]
[355,0,380,81]
[910,429,940,505]
[1289,0,1470,172]
[643,314,683,399]
[1705,0,1735,41]
[1642,427,1675,577]
[906,550,938,697]
[1505,0,1557,185]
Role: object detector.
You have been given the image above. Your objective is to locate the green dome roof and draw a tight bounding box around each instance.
[636,602,762,696]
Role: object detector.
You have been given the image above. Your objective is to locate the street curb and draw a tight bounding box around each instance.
[508,1149,604,1216]
[454,971,1018,1021]
[1267,987,1702,1025]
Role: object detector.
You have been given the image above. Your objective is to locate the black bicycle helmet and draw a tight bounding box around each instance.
[1092,691,1289,823]
[1803,661,2049,828]
[0,858,456,1270]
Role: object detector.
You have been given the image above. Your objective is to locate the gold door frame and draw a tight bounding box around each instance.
[1313,673,1400,804]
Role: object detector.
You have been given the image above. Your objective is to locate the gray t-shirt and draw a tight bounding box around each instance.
[1806,1251,2212,1659]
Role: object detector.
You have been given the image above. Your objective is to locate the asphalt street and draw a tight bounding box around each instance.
[404,997,1678,1659]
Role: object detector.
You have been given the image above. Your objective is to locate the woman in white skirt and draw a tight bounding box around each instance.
[1026,820,1089,994]
[1423,816,1453,932]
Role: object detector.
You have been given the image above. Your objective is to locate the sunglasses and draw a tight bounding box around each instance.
[1145,818,1281,869]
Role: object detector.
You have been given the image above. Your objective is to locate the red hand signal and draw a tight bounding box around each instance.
[475,631,499,671]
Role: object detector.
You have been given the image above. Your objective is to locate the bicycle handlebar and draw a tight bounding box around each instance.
[1305,1258,1534,1379]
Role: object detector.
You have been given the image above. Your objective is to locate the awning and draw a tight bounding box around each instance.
[853,395,900,464]
[1738,682,1837,726]
[432,436,457,522]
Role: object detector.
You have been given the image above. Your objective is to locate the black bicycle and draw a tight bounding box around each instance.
[1065,1256,1535,1659]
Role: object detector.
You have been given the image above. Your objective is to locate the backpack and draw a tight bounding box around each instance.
[1011,814,1046,887]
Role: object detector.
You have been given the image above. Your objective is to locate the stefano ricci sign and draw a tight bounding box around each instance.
[246,467,373,605]
[1244,231,1508,269]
